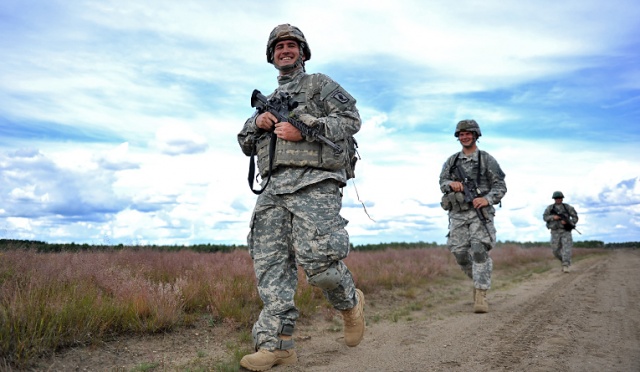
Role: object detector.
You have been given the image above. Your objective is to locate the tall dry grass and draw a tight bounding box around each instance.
[345,244,571,292]
[0,244,602,367]
[345,247,455,291]
[0,249,255,367]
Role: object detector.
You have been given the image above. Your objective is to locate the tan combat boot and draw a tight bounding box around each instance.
[562,265,570,273]
[341,288,365,347]
[239,344,297,371]
[474,289,488,313]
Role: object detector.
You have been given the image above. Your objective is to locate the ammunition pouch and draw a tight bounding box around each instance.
[442,192,471,212]
[255,133,356,178]
[320,135,357,178]
[440,194,452,211]
[343,135,358,180]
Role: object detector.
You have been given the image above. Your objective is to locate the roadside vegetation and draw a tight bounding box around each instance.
[0,241,616,369]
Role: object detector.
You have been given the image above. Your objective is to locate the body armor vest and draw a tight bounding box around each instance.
[255,74,353,177]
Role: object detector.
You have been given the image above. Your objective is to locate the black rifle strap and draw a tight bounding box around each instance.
[248,133,276,195]
[552,203,566,215]
[451,152,461,174]
[450,151,482,184]
[476,150,481,185]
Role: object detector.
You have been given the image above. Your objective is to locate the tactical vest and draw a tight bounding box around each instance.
[440,150,497,214]
[255,73,357,178]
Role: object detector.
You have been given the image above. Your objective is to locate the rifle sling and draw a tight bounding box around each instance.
[553,203,574,229]
[451,151,481,186]
[248,133,276,195]
[449,151,493,242]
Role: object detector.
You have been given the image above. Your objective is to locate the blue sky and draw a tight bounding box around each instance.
[1,0,639,246]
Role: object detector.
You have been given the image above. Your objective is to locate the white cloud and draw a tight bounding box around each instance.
[1,0,639,245]
[154,124,209,155]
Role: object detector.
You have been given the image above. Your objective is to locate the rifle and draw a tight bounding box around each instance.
[451,164,493,242]
[551,206,581,234]
[251,89,343,154]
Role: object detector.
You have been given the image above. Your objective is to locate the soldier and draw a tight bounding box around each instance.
[237,24,364,371]
[439,120,507,313]
[543,191,579,273]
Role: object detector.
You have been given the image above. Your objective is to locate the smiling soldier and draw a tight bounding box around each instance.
[237,24,364,371]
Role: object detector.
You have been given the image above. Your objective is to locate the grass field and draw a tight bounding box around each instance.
[0,244,604,369]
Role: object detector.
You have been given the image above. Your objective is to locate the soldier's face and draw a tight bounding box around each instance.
[458,131,476,147]
[273,40,302,69]
[554,197,563,204]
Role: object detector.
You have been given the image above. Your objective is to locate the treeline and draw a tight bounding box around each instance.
[1,239,638,254]
[0,239,243,253]
[505,240,640,249]
[352,241,441,250]
[0,239,440,253]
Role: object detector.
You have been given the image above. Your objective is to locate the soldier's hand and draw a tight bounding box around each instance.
[473,197,489,209]
[274,122,303,142]
[450,181,463,192]
[553,215,561,221]
[256,112,277,131]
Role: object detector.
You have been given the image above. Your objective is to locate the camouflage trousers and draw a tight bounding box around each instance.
[550,229,573,266]
[247,179,358,351]
[447,208,496,290]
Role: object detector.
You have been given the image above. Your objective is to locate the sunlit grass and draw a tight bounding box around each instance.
[0,244,604,368]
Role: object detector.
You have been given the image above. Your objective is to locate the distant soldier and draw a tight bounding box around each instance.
[543,191,579,273]
[439,120,507,313]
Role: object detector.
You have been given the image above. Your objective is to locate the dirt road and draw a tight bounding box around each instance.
[39,249,640,371]
[289,249,640,372]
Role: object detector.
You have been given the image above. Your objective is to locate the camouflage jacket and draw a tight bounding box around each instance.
[543,203,579,230]
[439,149,507,209]
[238,70,361,194]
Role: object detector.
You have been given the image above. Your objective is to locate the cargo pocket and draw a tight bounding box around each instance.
[314,215,350,263]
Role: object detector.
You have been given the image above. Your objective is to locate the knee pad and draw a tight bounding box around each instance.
[453,251,471,266]
[308,265,341,290]
[471,242,489,263]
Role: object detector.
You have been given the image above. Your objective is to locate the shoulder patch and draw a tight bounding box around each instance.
[332,90,350,104]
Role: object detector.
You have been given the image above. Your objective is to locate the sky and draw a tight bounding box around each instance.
[1,0,639,247]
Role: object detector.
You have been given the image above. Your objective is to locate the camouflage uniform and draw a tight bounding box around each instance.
[439,149,507,290]
[543,202,579,267]
[237,69,361,351]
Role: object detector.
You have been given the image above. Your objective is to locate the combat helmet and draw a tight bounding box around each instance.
[454,119,482,138]
[552,191,565,199]
[266,24,311,64]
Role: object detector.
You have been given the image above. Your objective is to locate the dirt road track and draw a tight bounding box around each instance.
[289,249,640,372]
